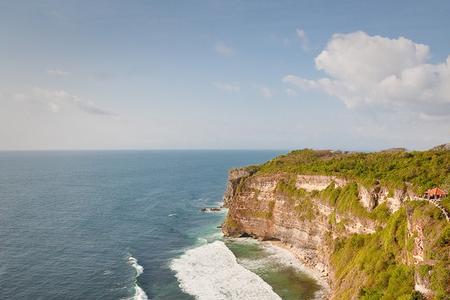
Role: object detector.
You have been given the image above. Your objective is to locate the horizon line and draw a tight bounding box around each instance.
[0,146,437,153]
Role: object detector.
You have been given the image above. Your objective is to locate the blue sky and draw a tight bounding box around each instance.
[1,1,449,150]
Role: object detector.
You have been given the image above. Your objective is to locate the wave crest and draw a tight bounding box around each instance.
[128,256,148,300]
[128,256,144,276]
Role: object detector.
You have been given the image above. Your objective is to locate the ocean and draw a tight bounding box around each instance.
[0,150,321,300]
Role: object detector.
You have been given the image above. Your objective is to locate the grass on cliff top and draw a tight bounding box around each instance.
[255,149,450,193]
[331,203,450,300]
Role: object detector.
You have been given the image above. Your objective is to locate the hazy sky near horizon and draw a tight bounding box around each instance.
[1,0,449,151]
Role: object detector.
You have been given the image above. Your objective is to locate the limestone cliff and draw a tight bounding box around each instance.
[222,152,450,300]
[223,172,377,278]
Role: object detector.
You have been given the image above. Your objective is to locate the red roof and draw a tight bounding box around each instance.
[425,187,447,196]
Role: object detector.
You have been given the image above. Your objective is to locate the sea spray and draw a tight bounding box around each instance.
[128,256,148,300]
[170,241,281,300]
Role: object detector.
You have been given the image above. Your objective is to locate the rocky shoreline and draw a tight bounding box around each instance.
[267,240,331,299]
[224,236,330,300]
[270,240,330,279]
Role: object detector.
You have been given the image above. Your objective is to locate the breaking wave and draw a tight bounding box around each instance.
[170,241,281,300]
[128,256,148,300]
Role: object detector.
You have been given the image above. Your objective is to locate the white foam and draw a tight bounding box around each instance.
[229,238,329,299]
[103,270,113,275]
[262,242,330,297]
[170,241,281,300]
[197,237,208,245]
[128,256,148,300]
[202,209,227,214]
[134,285,148,300]
[235,239,310,272]
[128,256,144,276]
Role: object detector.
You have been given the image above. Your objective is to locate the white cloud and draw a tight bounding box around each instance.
[419,112,450,122]
[285,88,297,96]
[260,87,272,98]
[214,42,234,57]
[213,82,240,92]
[48,102,60,113]
[283,31,450,117]
[296,28,309,50]
[283,76,318,89]
[47,69,70,76]
[16,87,116,116]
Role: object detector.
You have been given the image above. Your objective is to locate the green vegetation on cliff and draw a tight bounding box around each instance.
[275,178,450,299]
[225,148,450,299]
[277,179,390,222]
[273,175,449,298]
[330,202,449,300]
[257,149,450,193]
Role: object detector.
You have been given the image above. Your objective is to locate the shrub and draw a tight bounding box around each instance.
[258,149,450,193]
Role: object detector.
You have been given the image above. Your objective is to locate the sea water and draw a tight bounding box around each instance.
[0,150,321,299]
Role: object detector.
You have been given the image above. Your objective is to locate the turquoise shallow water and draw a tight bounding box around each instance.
[0,150,282,299]
[225,239,322,300]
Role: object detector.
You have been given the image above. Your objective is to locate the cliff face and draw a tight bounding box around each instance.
[222,172,378,283]
[222,167,256,207]
[357,185,416,213]
[222,168,449,299]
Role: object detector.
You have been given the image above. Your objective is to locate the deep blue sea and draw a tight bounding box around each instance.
[0,150,289,300]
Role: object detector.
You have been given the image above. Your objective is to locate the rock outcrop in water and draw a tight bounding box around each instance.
[222,149,450,299]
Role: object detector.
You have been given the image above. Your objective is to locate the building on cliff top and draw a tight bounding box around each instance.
[424,187,448,200]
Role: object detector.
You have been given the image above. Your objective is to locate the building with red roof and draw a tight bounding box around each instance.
[424,187,448,200]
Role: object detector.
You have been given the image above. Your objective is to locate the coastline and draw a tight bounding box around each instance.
[170,206,329,300]
[265,240,330,299]
[224,236,330,300]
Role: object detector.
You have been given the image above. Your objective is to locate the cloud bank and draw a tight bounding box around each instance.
[283,31,450,117]
[15,88,116,116]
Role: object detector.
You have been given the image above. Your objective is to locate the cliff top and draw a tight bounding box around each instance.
[253,148,450,195]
